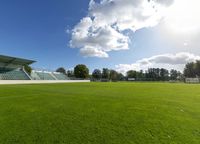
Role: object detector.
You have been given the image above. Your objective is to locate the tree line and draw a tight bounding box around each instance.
[126,68,183,81]
[55,65,183,81]
[54,60,200,81]
[91,68,183,81]
[183,60,200,78]
[56,66,124,81]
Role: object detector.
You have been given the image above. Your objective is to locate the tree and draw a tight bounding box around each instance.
[137,70,145,79]
[160,68,169,81]
[194,60,200,76]
[24,65,32,75]
[170,69,178,80]
[145,68,169,81]
[56,67,66,75]
[109,70,118,81]
[177,71,184,81]
[146,68,159,81]
[155,68,160,80]
[184,62,196,78]
[102,68,110,79]
[74,64,89,78]
[183,61,200,78]
[117,73,125,81]
[92,69,102,79]
[126,70,137,78]
[67,70,74,77]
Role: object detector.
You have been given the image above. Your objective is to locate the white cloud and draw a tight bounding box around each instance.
[139,52,200,65]
[70,17,129,58]
[154,0,174,6]
[164,0,200,34]
[80,46,109,58]
[116,52,200,74]
[183,42,188,47]
[70,0,172,58]
[70,0,200,58]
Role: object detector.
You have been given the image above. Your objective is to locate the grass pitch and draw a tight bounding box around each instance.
[0,82,199,144]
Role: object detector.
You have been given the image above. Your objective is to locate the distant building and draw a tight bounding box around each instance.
[185,78,200,83]
[128,78,136,81]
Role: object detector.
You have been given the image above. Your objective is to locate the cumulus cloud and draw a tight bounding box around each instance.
[80,46,109,58]
[153,0,174,6]
[138,52,200,65]
[116,52,200,74]
[70,0,173,58]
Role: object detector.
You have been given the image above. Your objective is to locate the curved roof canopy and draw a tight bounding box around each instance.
[0,55,36,69]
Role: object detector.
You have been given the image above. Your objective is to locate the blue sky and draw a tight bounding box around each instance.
[0,0,200,73]
[0,0,90,70]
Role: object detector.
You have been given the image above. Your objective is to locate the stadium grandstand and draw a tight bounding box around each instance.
[0,55,34,80]
[31,70,70,80]
[0,55,89,84]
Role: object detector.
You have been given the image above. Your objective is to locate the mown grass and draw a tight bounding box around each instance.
[0,82,199,144]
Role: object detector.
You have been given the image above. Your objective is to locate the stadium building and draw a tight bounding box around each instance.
[0,55,89,84]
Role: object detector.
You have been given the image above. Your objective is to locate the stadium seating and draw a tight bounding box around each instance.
[53,73,69,80]
[31,71,70,80]
[35,72,56,80]
[30,71,41,80]
[0,68,71,81]
[0,69,30,80]
[0,55,72,81]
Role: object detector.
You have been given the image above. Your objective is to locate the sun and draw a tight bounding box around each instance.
[164,0,200,34]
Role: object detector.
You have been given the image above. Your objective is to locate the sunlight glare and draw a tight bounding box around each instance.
[164,0,200,34]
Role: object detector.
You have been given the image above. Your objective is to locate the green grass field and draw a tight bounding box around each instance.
[0,82,199,144]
